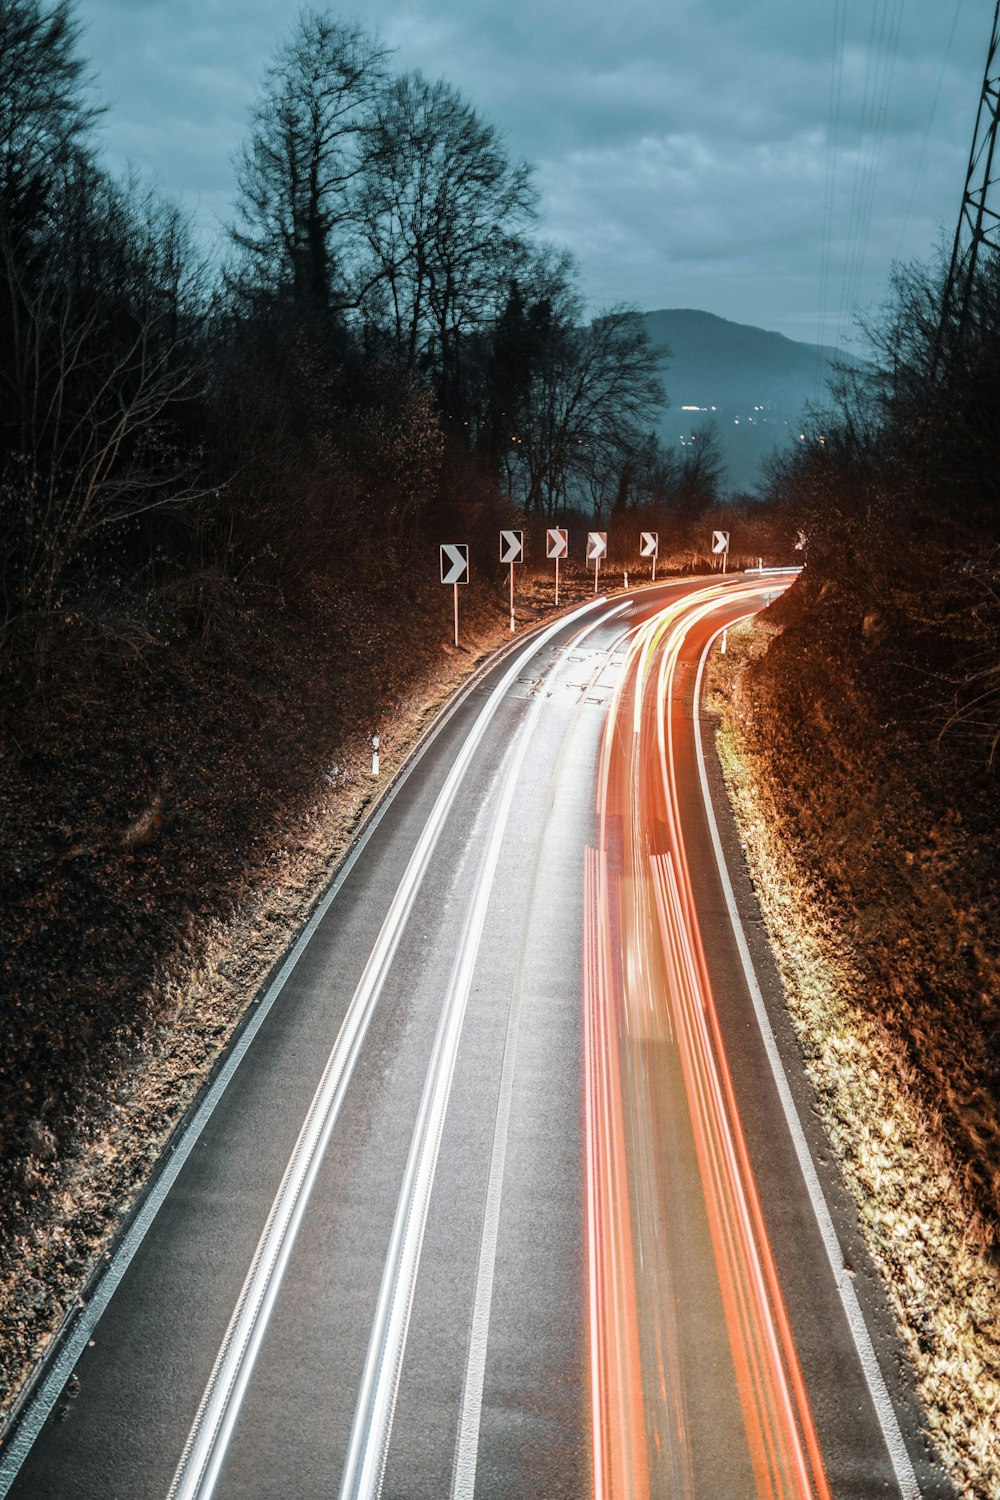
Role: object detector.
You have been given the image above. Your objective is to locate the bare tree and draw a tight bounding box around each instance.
[508,303,666,520]
[669,419,725,517]
[482,244,576,471]
[0,0,99,211]
[1,0,101,456]
[356,72,537,410]
[230,10,389,317]
[1,158,209,627]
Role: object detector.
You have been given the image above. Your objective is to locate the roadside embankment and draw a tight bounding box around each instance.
[0,558,607,1437]
[708,576,1000,1500]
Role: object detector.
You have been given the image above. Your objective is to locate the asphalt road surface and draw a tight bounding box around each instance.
[1,576,954,1500]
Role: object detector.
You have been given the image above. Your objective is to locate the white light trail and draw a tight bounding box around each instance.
[167,595,613,1500]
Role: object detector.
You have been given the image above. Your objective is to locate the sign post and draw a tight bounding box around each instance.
[587,532,607,593]
[640,530,659,582]
[500,529,524,632]
[440,543,469,646]
[711,529,730,576]
[546,527,568,604]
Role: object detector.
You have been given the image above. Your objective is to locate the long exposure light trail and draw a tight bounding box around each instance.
[585,578,831,1500]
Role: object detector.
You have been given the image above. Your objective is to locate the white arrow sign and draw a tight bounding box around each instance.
[546,528,568,559]
[440,543,469,584]
[586,531,607,561]
[711,530,730,554]
[640,531,658,557]
[499,529,523,564]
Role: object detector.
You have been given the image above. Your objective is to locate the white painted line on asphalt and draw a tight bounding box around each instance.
[0,599,562,1498]
[692,629,921,1500]
[167,596,615,1500]
[341,606,629,1500]
[450,610,627,1500]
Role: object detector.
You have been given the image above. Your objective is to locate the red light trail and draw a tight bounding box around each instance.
[584,580,831,1500]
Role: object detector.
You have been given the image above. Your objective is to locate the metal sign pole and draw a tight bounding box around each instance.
[594,552,599,593]
[454,581,459,646]
[555,553,560,607]
[509,561,515,632]
[723,548,728,577]
[652,551,656,583]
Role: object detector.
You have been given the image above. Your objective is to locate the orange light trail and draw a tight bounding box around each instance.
[584,579,831,1500]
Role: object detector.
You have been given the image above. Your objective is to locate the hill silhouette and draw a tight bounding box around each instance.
[642,309,858,491]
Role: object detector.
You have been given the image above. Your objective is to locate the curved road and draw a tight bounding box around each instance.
[1,577,951,1500]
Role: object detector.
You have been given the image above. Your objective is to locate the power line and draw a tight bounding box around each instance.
[894,0,965,263]
[844,0,905,324]
[815,0,847,398]
[836,0,905,348]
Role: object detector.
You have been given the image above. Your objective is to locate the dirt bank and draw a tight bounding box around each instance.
[0,558,607,1437]
[709,588,1000,1500]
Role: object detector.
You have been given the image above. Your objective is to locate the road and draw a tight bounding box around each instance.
[1,576,951,1500]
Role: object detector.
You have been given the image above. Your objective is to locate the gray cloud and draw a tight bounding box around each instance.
[76,0,988,345]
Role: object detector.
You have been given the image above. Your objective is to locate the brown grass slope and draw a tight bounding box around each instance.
[715,559,1000,1496]
[0,556,580,1433]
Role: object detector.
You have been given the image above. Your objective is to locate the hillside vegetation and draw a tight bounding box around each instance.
[715,252,1000,1496]
[0,0,787,1431]
[643,308,863,490]
[4,1,997,1482]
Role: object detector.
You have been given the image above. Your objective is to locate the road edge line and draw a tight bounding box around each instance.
[449,609,631,1500]
[0,597,614,1494]
[692,628,921,1500]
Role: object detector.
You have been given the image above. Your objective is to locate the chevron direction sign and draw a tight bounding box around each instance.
[440,543,469,584]
[587,531,607,594]
[640,531,658,557]
[501,529,523,632]
[711,530,729,554]
[546,527,568,604]
[499,529,523,564]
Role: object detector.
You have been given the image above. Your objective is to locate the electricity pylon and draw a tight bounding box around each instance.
[935,0,1000,370]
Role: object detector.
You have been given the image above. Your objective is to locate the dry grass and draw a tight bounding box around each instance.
[710,618,1000,1500]
[0,564,567,1435]
[0,554,625,1435]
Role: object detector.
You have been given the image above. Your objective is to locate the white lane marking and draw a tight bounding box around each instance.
[340,607,630,1500]
[0,602,568,1497]
[167,596,614,1500]
[692,630,921,1500]
[450,612,627,1500]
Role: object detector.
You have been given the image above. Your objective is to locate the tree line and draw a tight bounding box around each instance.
[757,243,1000,763]
[0,1,732,657]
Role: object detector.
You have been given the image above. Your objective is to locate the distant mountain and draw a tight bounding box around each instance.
[642,309,858,492]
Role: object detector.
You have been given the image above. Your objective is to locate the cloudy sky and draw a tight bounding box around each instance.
[76,0,987,349]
